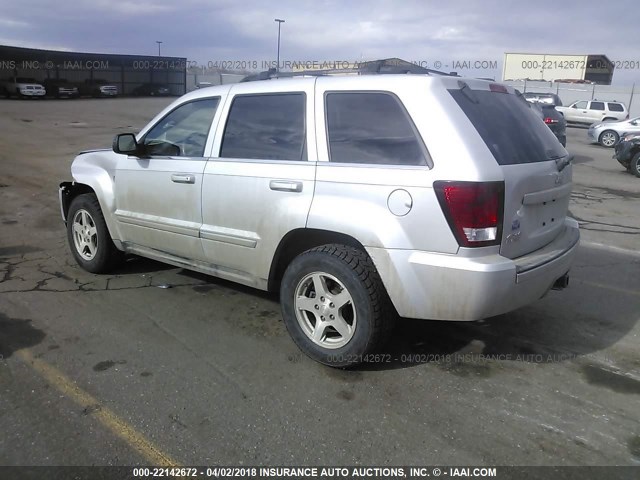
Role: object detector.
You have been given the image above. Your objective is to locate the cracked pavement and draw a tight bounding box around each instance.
[0,100,639,470]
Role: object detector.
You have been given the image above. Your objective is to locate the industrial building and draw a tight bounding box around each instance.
[503,53,614,85]
[0,44,187,95]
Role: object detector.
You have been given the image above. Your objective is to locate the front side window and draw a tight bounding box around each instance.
[325,92,427,165]
[573,101,588,109]
[220,93,306,161]
[589,101,605,111]
[143,98,219,157]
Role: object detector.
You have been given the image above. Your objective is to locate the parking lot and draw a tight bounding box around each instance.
[0,98,639,467]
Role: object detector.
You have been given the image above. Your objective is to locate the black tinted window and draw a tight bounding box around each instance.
[449,87,565,165]
[221,93,306,161]
[590,101,605,111]
[144,98,219,157]
[608,103,624,112]
[325,92,427,165]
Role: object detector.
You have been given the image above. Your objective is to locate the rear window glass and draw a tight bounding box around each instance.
[590,101,605,110]
[221,93,306,161]
[607,103,624,112]
[449,86,566,165]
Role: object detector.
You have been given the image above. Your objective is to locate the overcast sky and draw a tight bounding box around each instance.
[1,0,638,85]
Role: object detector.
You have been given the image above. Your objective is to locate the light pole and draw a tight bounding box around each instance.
[156,41,163,57]
[274,19,285,75]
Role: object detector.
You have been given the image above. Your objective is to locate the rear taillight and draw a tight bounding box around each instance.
[434,181,504,248]
[544,117,558,124]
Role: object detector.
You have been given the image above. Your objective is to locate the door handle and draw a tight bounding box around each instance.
[269,180,303,192]
[171,174,195,184]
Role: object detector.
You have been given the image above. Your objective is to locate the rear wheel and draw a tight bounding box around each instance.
[631,152,640,178]
[67,194,123,273]
[599,130,619,147]
[280,244,395,367]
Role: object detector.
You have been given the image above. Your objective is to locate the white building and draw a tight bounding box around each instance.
[503,53,614,85]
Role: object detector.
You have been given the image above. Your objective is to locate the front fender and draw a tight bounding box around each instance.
[69,149,123,242]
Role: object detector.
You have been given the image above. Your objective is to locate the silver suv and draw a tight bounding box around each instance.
[59,75,579,366]
[556,100,628,124]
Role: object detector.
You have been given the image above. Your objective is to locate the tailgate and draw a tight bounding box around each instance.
[448,81,571,259]
[500,161,572,259]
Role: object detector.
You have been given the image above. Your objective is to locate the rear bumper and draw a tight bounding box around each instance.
[367,218,580,321]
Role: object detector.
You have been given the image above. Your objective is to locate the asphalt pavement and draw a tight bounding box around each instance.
[0,99,638,468]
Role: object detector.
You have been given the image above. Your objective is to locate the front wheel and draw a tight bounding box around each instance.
[631,152,640,178]
[67,194,123,273]
[599,130,619,147]
[280,244,395,367]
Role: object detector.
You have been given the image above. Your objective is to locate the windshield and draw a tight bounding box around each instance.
[449,87,566,165]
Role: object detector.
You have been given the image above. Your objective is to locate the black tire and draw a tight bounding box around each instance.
[631,152,640,178]
[280,244,395,367]
[66,193,123,273]
[598,130,619,148]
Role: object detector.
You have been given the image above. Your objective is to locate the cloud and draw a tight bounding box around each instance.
[0,0,638,84]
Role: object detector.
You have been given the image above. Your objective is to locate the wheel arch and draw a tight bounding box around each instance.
[59,179,122,248]
[59,182,94,222]
[267,228,367,292]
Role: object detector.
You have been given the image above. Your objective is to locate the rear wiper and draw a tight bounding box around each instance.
[555,154,573,172]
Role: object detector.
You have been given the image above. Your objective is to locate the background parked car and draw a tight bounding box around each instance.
[520,92,567,147]
[131,83,171,96]
[613,133,640,177]
[587,116,640,147]
[556,100,628,124]
[537,103,567,147]
[43,78,79,98]
[78,79,118,97]
[1,77,46,98]
[522,92,563,106]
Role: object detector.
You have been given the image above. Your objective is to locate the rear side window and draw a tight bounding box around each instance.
[325,92,427,165]
[449,86,566,165]
[590,101,605,110]
[607,103,624,112]
[220,93,306,161]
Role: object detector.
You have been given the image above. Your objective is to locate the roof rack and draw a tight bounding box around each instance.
[240,63,458,82]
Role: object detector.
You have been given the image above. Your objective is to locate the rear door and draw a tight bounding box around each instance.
[200,81,316,287]
[449,84,572,259]
[588,101,606,122]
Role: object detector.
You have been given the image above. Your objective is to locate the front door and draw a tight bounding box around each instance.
[115,97,221,261]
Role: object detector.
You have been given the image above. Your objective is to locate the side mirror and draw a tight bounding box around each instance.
[631,120,637,126]
[571,104,577,109]
[113,133,139,155]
